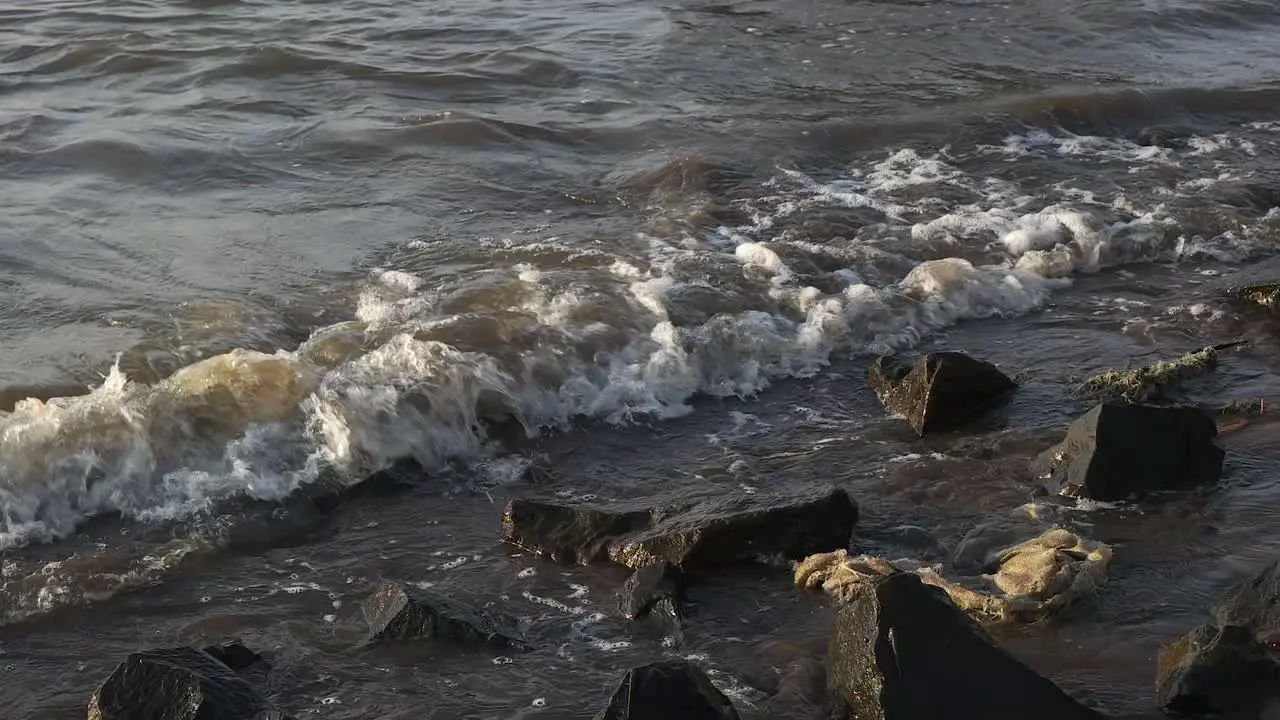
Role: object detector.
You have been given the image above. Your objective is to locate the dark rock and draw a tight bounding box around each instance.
[1156,624,1280,716]
[1210,181,1280,216]
[500,500,652,565]
[1134,125,1194,149]
[362,583,527,650]
[1213,255,1280,310]
[781,205,890,244]
[201,641,265,673]
[595,660,740,720]
[867,352,1017,436]
[502,486,857,570]
[1030,403,1223,501]
[612,487,857,569]
[1212,558,1280,635]
[88,647,268,720]
[826,572,1105,720]
[619,561,684,620]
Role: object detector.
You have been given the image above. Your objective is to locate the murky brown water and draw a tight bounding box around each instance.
[4,0,1280,717]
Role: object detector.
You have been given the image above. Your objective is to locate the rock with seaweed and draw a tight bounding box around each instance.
[795,528,1112,624]
[1081,341,1246,405]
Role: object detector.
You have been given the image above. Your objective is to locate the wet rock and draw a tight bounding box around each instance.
[798,528,1112,623]
[201,640,265,673]
[595,660,741,720]
[619,561,684,626]
[826,572,1105,720]
[867,352,1017,436]
[502,486,857,570]
[88,647,268,720]
[1214,255,1280,309]
[1134,125,1194,148]
[1212,558,1280,635]
[612,487,857,569]
[362,582,527,650]
[781,205,890,244]
[500,500,652,565]
[1030,403,1224,501]
[1156,624,1280,716]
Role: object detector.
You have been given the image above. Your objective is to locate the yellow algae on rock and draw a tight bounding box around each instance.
[794,528,1113,624]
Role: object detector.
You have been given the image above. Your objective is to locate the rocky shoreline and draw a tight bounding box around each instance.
[83,263,1280,719]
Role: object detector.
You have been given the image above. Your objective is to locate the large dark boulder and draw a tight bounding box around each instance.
[867,352,1017,436]
[501,486,857,570]
[1156,624,1280,716]
[1030,403,1223,501]
[826,572,1105,720]
[362,583,527,650]
[87,647,268,720]
[594,660,740,720]
[1213,255,1280,309]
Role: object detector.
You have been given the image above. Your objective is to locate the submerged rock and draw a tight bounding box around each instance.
[826,572,1105,720]
[618,562,684,638]
[1031,403,1223,501]
[1156,624,1280,716]
[88,647,268,720]
[595,660,740,720]
[499,500,651,565]
[201,640,266,673]
[867,351,1017,436]
[796,528,1112,623]
[1215,255,1280,309]
[362,583,527,650]
[1134,124,1194,149]
[501,486,857,570]
[952,518,1043,573]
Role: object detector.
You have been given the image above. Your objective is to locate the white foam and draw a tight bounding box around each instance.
[0,127,1271,559]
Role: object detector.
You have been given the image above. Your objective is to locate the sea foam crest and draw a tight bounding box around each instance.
[0,134,1260,550]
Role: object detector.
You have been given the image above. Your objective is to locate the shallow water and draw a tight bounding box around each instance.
[4,0,1280,717]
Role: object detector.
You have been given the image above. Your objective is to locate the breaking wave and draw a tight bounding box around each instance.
[3,120,1279,551]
